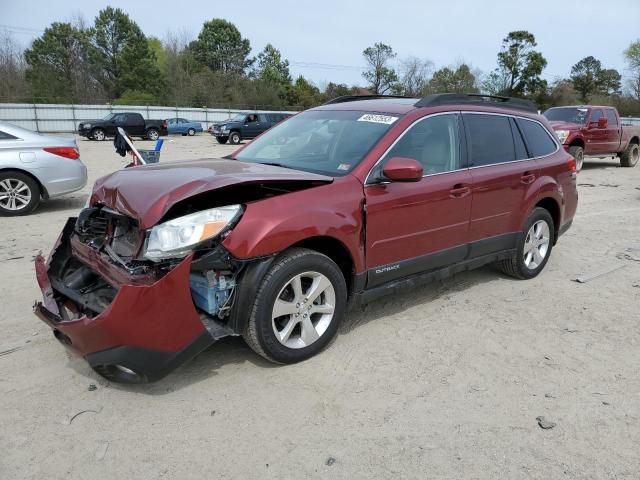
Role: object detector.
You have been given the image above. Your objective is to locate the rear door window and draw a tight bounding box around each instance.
[516,118,557,157]
[463,114,515,166]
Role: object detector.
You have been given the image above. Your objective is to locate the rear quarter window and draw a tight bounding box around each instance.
[0,130,18,140]
[516,119,557,157]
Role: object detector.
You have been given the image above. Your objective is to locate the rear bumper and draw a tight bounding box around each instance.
[33,220,214,382]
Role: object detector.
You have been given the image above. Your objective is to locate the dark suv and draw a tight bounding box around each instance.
[34,94,578,382]
[211,112,291,144]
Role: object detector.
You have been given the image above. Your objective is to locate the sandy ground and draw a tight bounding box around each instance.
[1,133,639,479]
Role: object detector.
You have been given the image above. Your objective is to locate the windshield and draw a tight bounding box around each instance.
[101,113,116,121]
[229,114,246,123]
[543,107,589,125]
[234,110,399,176]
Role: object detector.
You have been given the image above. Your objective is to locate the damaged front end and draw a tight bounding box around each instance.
[33,206,255,383]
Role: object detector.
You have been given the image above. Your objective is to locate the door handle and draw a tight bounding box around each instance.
[450,183,471,198]
[521,172,536,184]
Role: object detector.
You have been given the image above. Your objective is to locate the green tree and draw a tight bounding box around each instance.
[492,31,547,97]
[570,56,602,102]
[624,40,640,100]
[147,36,167,73]
[90,7,163,100]
[362,43,398,94]
[598,68,621,96]
[428,63,478,94]
[24,22,94,102]
[189,19,251,74]
[322,82,361,101]
[254,43,291,91]
[291,76,322,109]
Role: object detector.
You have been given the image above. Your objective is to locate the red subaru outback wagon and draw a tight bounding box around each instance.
[34,94,578,382]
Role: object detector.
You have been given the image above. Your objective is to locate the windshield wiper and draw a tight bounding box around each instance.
[255,162,292,169]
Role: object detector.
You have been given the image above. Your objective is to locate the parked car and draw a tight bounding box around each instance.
[34,94,578,382]
[0,121,87,216]
[211,112,292,144]
[543,105,640,171]
[166,118,203,136]
[77,113,168,141]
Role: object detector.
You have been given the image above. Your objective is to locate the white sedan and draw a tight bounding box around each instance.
[0,122,87,216]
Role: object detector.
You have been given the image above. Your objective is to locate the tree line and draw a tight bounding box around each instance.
[1,8,640,115]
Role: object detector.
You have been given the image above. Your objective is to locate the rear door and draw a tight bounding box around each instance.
[463,113,540,252]
[364,112,473,286]
[604,109,622,152]
[127,113,145,135]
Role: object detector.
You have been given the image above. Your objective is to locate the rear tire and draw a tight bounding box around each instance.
[0,171,41,216]
[146,128,159,141]
[568,145,584,172]
[216,137,228,144]
[620,142,639,167]
[243,248,347,364]
[229,131,241,145]
[497,207,554,280]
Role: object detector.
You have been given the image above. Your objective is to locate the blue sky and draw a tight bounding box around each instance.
[1,0,638,87]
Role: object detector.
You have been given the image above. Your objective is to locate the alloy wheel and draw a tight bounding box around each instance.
[0,178,31,211]
[523,220,550,269]
[271,271,336,349]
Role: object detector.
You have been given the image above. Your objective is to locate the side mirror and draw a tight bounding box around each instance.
[382,157,423,182]
[597,117,608,129]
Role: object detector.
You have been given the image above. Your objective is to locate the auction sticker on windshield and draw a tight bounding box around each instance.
[357,114,398,125]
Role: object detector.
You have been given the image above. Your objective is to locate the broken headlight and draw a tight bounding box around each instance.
[143,205,242,261]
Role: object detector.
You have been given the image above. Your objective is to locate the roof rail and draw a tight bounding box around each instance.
[415,93,537,113]
[323,94,413,105]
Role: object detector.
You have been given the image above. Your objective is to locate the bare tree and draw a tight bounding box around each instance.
[397,56,432,96]
[362,43,398,95]
[0,30,26,102]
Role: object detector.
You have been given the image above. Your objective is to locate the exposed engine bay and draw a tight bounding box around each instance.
[48,207,243,323]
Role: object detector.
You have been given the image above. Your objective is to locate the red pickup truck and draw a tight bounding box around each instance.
[543,105,640,171]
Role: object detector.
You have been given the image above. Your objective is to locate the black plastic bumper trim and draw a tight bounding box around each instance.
[86,330,215,383]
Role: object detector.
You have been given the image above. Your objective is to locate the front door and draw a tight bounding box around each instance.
[243,114,261,139]
[587,109,607,154]
[364,113,472,287]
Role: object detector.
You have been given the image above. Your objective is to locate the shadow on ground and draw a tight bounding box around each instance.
[94,266,499,394]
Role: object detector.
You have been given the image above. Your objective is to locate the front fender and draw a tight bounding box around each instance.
[222,178,365,273]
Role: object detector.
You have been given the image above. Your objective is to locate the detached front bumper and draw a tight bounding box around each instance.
[33,219,215,383]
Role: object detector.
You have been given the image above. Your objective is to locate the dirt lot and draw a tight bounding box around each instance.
[1,134,639,479]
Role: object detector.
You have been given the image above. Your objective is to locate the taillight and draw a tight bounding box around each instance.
[162,121,167,129]
[567,156,576,173]
[43,147,80,160]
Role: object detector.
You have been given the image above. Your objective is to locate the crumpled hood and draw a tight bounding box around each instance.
[90,158,333,229]
[548,120,582,131]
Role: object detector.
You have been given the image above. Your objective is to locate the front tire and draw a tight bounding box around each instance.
[91,128,106,141]
[497,207,554,280]
[0,172,41,216]
[243,248,347,364]
[146,128,159,141]
[620,142,639,167]
[187,128,196,136]
[229,131,241,144]
[568,145,584,172]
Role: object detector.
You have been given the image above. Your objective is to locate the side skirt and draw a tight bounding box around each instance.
[351,248,516,307]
